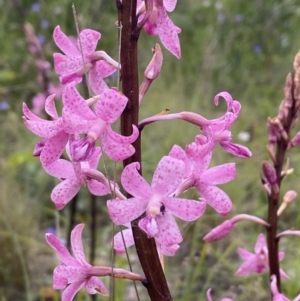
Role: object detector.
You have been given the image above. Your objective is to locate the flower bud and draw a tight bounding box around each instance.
[144,44,163,80]
[262,161,277,186]
[203,220,235,242]
[278,190,297,216]
[139,44,163,104]
[289,131,300,148]
[283,190,297,203]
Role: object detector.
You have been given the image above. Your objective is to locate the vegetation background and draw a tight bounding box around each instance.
[1,0,300,300]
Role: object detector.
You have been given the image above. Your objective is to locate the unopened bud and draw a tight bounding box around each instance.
[278,190,297,216]
[203,214,269,242]
[284,190,297,203]
[139,44,163,104]
[267,117,277,145]
[289,131,300,148]
[203,220,235,242]
[262,161,277,188]
[144,44,163,80]
[270,117,289,142]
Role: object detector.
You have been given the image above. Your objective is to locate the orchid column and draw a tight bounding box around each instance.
[117,0,173,300]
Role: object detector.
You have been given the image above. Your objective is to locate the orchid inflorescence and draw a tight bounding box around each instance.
[23,1,300,301]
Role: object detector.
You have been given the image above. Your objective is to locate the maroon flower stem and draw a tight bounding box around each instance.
[89,194,97,265]
[267,155,285,292]
[118,1,173,300]
[267,76,297,293]
[67,194,78,249]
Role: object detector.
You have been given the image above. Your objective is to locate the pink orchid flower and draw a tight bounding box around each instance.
[22,94,69,166]
[107,156,206,246]
[236,233,289,279]
[44,146,110,210]
[46,224,146,301]
[114,226,180,258]
[61,83,139,162]
[139,92,251,158]
[46,224,109,300]
[53,25,118,94]
[169,142,236,216]
[196,92,251,158]
[206,288,234,301]
[138,0,181,58]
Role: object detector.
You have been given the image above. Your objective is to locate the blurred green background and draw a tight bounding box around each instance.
[2,0,300,300]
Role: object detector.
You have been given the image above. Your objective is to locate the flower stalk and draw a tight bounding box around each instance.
[266,54,300,292]
[118,0,173,300]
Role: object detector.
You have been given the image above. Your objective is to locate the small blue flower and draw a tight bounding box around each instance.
[41,20,50,29]
[31,2,41,12]
[234,14,243,23]
[38,35,46,44]
[0,101,9,111]
[253,44,262,53]
[46,227,55,234]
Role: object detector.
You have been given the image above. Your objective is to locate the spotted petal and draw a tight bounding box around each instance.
[151,156,185,196]
[78,29,101,57]
[169,145,192,177]
[107,197,148,225]
[163,197,206,221]
[43,159,74,178]
[40,131,69,166]
[237,248,253,260]
[95,89,128,123]
[157,8,181,58]
[88,66,110,95]
[45,234,78,266]
[163,0,177,12]
[101,130,136,161]
[62,84,96,120]
[87,180,110,196]
[22,102,44,122]
[61,281,85,301]
[155,212,183,246]
[121,162,152,198]
[196,183,232,216]
[220,141,252,158]
[201,163,236,185]
[53,26,80,57]
[235,255,258,276]
[51,176,82,210]
[106,125,139,144]
[71,224,88,267]
[114,228,135,254]
[54,264,89,283]
[45,94,59,119]
[85,276,109,296]
[254,233,267,253]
